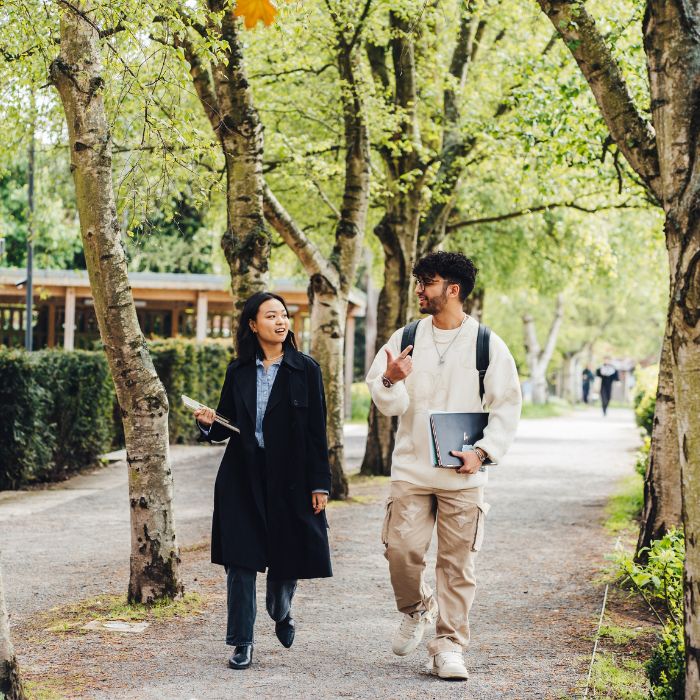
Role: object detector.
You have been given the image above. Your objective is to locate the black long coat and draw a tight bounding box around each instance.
[200,347,333,581]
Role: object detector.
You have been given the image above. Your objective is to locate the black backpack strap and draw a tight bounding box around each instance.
[400,320,420,356]
[476,323,491,402]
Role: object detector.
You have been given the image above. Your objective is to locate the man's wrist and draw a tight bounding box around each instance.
[381,374,394,388]
[474,446,488,463]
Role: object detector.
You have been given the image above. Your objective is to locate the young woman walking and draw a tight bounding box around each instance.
[193,291,332,670]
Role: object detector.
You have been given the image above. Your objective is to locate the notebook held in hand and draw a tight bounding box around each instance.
[401,319,491,470]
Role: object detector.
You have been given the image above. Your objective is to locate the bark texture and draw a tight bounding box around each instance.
[180,4,270,337]
[637,321,682,557]
[539,0,698,693]
[0,562,24,700]
[50,1,182,603]
[522,295,564,405]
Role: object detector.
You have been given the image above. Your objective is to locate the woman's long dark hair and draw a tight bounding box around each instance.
[236,291,298,363]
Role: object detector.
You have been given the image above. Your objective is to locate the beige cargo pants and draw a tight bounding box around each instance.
[381,479,489,656]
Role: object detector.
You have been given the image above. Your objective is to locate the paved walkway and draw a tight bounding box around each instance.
[2,408,640,699]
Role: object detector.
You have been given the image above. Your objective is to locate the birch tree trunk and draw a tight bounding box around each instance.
[263,8,371,498]
[0,562,24,700]
[522,295,564,405]
[537,1,698,692]
[50,1,182,603]
[180,3,270,338]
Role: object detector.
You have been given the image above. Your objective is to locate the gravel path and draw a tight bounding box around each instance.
[2,408,640,699]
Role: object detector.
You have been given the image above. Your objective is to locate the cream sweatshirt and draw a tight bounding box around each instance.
[366,316,522,490]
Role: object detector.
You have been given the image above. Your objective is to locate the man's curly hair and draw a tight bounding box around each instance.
[412,252,478,302]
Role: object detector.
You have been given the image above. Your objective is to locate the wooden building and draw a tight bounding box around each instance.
[0,268,366,415]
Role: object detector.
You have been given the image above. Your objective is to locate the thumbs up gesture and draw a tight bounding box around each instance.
[384,345,414,384]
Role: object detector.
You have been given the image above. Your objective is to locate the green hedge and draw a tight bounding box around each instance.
[634,364,658,436]
[0,340,233,489]
[149,340,231,444]
[0,350,54,488]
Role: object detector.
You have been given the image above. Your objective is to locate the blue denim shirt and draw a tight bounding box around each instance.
[198,355,328,495]
[254,355,282,448]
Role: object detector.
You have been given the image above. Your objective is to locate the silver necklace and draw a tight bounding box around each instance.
[431,315,467,365]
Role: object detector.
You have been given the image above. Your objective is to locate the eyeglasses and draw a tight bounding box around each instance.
[414,277,439,291]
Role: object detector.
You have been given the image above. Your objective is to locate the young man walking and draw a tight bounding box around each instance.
[366,252,521,680]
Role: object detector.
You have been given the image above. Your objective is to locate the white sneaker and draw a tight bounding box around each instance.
[431,651,469,680]
[391,605,437,656]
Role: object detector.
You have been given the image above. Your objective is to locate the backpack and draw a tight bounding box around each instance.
[400,319,491,401]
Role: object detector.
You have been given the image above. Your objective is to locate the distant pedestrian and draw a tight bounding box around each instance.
[581,367,594,404]
[192,291,332,671]
[596,359,619,416]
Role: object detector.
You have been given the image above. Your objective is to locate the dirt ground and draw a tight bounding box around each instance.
[3,408,641,699]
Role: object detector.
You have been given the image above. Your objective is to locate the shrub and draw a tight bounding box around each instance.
[33,350,114,479]
[648,622,684,700]
[634,365,658,436]
[0,349,54,488]
[615,529,685,699]
[149,340,231,444]
[0,341,232,489]
[635,436,651,478]
[350,381,371,423]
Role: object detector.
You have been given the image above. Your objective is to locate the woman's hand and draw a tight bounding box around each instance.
[312,492,328,515]
[194,407,216,427]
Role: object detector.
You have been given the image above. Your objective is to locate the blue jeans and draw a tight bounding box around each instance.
[225,567,297,646]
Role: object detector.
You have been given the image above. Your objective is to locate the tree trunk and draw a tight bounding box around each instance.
[522,295,564,405]
[309,277,349,498]
[667,219,700,697]
[50,1,182,603]
[560,352,579,403]
[360,211,417,476]
[0,562,24,700]
[464,288,484,320]
[637,327,682,557]
[181,5,271,339]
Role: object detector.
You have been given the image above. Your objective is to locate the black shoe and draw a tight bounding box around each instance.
[228,645,253,670]
[275,614,295,648]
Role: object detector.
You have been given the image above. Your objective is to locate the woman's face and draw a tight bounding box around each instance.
[250,298,290,346]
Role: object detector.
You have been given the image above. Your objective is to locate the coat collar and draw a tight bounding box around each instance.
[232,346,305,427]
[230,345,304,371]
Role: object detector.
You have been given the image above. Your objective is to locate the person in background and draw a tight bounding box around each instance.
[581,366,594,404]
[192,291,332,670]
[596,358,619,416]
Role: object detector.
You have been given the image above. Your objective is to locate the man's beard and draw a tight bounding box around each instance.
[419,290,448,315]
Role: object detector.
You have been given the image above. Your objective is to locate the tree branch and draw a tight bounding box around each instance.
[537,0,661,201]
[263,184,335,280]
[446,196,646,231]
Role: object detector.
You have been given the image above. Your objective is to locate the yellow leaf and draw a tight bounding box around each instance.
[234,0,278,29]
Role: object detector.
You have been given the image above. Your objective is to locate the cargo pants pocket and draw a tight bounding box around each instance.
[471,502,490,552]
[381,497,394,546]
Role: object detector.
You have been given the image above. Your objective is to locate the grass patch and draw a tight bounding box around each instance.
[585,652,649,699]
[598,623,643,646]
[41,591,204,634]
[348,472,390,485]
[327,494,375,508]
[23,674,89,700]
[521,402,570,419]
[605,473,644,535]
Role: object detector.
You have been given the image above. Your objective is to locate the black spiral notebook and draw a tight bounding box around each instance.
[429,411,490,468]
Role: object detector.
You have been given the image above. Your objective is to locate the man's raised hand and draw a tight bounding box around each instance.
[384,344,414,384]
